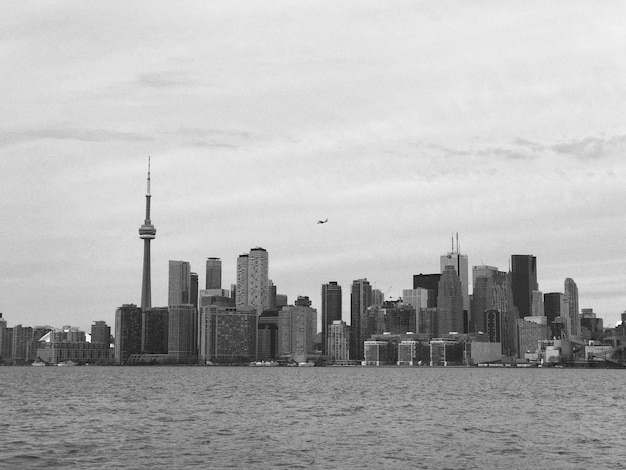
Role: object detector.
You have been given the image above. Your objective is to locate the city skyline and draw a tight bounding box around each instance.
[2,2,626,329]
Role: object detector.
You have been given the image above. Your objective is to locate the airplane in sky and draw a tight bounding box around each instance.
[317,218,328,224]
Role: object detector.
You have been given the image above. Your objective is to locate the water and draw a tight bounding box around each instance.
[1,366,624,469]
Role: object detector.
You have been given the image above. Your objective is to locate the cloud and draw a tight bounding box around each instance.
[551,135,626,160]
[134,71,199,89]
[0,127,152,148]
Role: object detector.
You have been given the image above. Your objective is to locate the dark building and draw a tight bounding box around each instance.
[258,310,280,360]
[511,255,538,318]
[437,266,464,336]
[544,292,565,326]
[384,304,416,335]
[350,279,372,360]
[295,296,312,307]
[484,309,502,343]
[91,321,111,345]
[114,304,142,365]
[321,282,342,355]
[413,274,441,305]
[141,307,169,354]
[205,257,222,290]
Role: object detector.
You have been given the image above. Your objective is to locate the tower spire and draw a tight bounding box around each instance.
[139,157,156,310]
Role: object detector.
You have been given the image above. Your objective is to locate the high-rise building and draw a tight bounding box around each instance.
[168,260,191,306]
[564,278,580,337]
[327,320,350,361]
[471,267,508,333]
[258,310,280,361]
[511,255,538,318]
[440,246,469,312]
[0,313,8,362]
[91,321,111,345]
[279,303,318,362]
[236,254,249,308]
[248,247,269,313]
[413,274,441,306]
[236,248,269,313]
[321,282,342,356]
[205,257,222,290]
[139,159,156,311]
[114,304,142,365]
[544,292,567,326]
[436,265,464,336]
[350,278,372,360]
[198,305,257,364]
[531,290,544,316]
[168,304,196,364]
[141,307,169,354]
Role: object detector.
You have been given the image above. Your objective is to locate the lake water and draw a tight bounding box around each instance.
[1,366,624,469]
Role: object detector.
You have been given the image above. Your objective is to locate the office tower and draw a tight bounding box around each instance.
[511,255,538,318]
[168,304,196,364]
[372,289,384,307]
[440,241,469,312]
[199,289,235,308]
[471,267,508,333]
[139,159,156,311]
[11,325,32,364]
[436,265,464,336]
[91,321,111,345]
[114,304,142,365]
[321,282,342,356]
[564,278,580,337]
[531,290,544,316]
[258,310,280,361]
[0,313,7,362]
[269,280,277,309]
[169,260,191,306]
[484,309,502,342]
[327,320,350,361]
[236,247,270,313]
[198,305,257,364]
[350,278,372,360]
[205,257,222,290]
[544,292,566,326]
[413,274,441,306]
[142,307,169,354]
[384,304,416,335]
[276,294,288,308]
[191,272,199,310]
[279,303,318,361]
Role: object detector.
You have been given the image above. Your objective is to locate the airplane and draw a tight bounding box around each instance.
[317,218,328,224]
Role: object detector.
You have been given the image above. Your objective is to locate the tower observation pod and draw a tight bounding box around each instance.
[139,158,156,310]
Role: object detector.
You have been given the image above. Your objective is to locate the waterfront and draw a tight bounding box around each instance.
[1,367,624,469]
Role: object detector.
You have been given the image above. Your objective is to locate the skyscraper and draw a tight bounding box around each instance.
[206,257,222,290]
[436,265,464,336]
[564,278,580,337]
[440,247,469,312]
[168,260,191,306]
[236,254,249,309]
[350,278,372,360]
[139,158,156,311]
[114,304,142,365]
[168,304,196,364]
[279,303,318,362]
[91,321,111,345]
[236,247,269,313]
[321,282,342,355]
[511,255,538,318]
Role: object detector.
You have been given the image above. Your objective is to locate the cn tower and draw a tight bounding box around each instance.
[139,157,156,310]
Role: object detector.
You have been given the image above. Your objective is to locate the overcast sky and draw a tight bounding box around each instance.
[2,1,626,331]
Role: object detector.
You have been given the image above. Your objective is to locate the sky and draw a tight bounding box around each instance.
[1,1,626,331]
